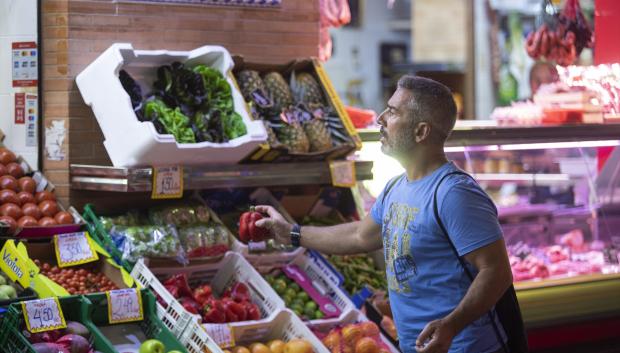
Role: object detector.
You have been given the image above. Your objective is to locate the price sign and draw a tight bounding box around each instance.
[329,160,357,187]
[152,166,183,199]
[107,288,144,324]
[54,232,98,268]
[204,324,235,348]
[22,298,66,333]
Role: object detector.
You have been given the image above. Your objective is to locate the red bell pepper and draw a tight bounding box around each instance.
[202,299,226,323]
[244,301,261,320]
[230,282,251,303]
[164,284,180,299]
[179,296,201,315]
[238,207,269,243]
[222,298,247,321]
[188,244,229,258]
[163,274,193,298]
[193,284,213,305]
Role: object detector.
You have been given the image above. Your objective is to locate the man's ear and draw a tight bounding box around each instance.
[415,122,432,143]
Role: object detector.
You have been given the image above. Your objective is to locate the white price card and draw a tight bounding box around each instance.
[204,324,235,348]
[329,160,357,187]
[152,165,183,199]
[54,232,99,268]
[107,288,144,324]
[22,298,66,333]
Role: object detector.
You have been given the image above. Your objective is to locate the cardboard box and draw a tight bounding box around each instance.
[232,56,362,163]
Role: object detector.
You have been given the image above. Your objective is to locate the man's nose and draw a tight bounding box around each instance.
[377,109,387,126]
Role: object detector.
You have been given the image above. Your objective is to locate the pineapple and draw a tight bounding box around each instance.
[277,122,310,153]
[263,72,294,113]
[303,118,333,152]
[262,120,279,146]
[236,70,266,101]
[291,71,326,107]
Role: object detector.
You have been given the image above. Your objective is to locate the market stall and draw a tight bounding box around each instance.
[1,0,620,353]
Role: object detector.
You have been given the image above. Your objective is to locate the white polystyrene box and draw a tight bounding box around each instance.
[76,43,267,167]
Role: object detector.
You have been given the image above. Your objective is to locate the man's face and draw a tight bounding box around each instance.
[377,88,417,158]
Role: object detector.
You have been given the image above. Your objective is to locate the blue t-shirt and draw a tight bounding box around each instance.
[370,162,506,353]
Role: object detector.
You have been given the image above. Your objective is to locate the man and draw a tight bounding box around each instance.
[529,61,559,98]
[256,76,513,353]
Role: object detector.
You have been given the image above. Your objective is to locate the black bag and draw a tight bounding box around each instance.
[433,171,529,353]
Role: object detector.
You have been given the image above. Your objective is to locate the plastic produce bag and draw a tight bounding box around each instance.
[177,223,229,258]
[109,224,187,265]
[318,321,390,353]
[148,203,211,227]
[525,0,593,66]
[100,211,143,232]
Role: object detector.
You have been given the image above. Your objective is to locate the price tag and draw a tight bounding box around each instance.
[203,324,235,348]
[152,166,183,199]
[329,160,356,187]
[54,232,99,268]
[107,288,144,324]
[22,298,66,333]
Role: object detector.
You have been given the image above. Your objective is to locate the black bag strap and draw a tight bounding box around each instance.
[432,171,510,353]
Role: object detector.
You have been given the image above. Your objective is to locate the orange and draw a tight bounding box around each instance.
[267,340,286,353]
[354,337,379,353]
[283,339,313,353]
[249,342,272,353]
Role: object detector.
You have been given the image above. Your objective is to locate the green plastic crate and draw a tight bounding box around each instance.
[0,290,188,353]
[0,295,103,353]
[87,289,188,353]
[83,203,134,272]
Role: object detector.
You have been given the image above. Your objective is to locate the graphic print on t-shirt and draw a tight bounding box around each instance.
[383,202,419,293]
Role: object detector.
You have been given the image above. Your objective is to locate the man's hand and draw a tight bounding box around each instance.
[254,205,293,245]
[415,318,457,353]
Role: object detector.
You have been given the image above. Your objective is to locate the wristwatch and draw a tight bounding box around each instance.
[290,223,302,248]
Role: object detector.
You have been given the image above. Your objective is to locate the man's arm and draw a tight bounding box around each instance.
[416,238,513,353]
[254,205,383,255]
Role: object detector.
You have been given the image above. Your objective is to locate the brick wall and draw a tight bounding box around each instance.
[42,0,320,206]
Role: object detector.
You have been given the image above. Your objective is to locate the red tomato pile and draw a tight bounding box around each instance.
[34,260,119,295]
[0,147,73,235]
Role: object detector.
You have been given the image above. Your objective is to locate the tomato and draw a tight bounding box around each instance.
[34,191,56,203]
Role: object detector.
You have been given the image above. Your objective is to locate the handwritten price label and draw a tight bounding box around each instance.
[107,288,143,324]
[329,160,357,187]
[22,298,66,333]
[204,324,235,348]
[54,232,98,268]
[152,166,183,199]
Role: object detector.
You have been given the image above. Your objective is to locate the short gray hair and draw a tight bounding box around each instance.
[397,75,457,140]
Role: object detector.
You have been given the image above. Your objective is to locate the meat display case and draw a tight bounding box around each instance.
[358,123,620,329]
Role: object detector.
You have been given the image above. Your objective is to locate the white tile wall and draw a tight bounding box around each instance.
[0,0,38,167]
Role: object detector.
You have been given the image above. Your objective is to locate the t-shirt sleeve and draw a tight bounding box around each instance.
[371,175,401,225]
[370,189,385,225]
[438,179,503,256]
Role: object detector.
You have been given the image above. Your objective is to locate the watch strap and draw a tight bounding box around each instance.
[290,223,301,248]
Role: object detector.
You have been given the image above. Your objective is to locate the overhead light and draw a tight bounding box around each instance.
[500,140,620,151]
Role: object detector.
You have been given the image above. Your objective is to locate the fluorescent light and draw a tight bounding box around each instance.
[500,140,620,150]
[473,173,571,182]
[444,145,499,152]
